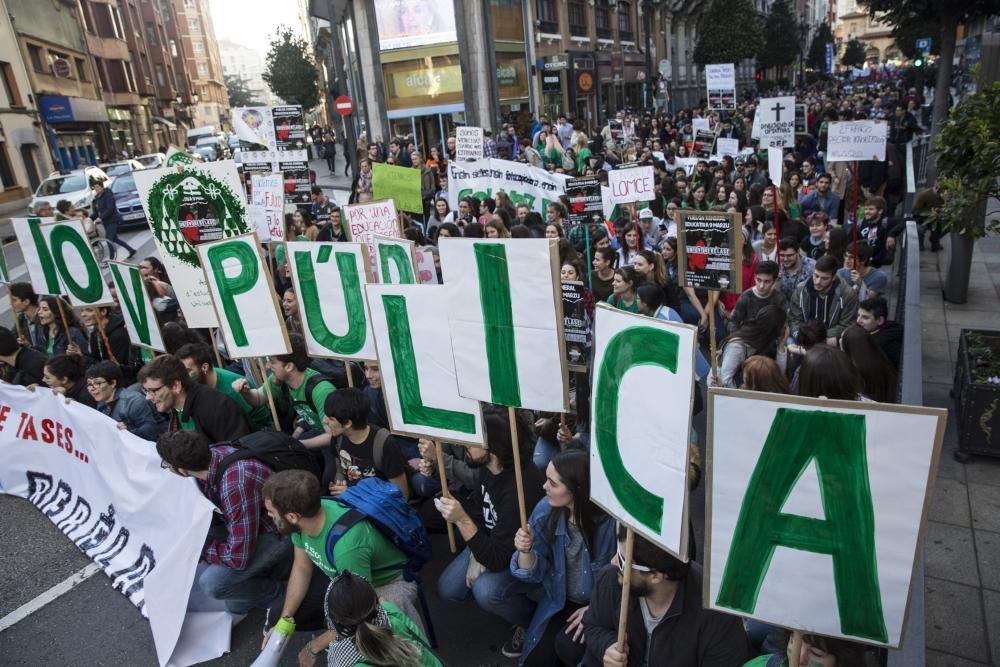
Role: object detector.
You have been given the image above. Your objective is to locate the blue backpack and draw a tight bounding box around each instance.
[323,477,437,646]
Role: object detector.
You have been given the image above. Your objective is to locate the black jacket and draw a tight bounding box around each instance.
[873,320,904,371]
[462,463,544,572]
[87,315,131,366]
[92,188,121,226]
[6,346,48,386]
[582,563,749,667]
[176,382,253,443]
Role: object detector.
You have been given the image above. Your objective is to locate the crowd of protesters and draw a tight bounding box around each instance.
[0,76,928,667]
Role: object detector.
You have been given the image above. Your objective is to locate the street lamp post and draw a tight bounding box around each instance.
[799,14,809,88]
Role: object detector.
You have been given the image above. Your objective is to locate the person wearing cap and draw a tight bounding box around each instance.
[637,208,661,250]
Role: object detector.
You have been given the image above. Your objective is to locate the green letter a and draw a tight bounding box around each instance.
[716,407,887,643]
[295,245,367,355]
[594,326,679,533]
[206,241,259,347]
[382,294,475,433]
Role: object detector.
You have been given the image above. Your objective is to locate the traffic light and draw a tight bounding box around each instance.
[755,67,763,81]
[913,57,924,67]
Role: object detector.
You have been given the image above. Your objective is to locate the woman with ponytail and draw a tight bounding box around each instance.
[324,571,441,667]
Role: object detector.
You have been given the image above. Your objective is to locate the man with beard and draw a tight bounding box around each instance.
[581,526,749,666]
[260,470,420,666]
[156,431,291,617]
[175,343,272,431]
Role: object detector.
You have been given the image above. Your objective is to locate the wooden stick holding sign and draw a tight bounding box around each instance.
[433,441,457,554]
[210,328,224,368]
[508,406,529,528]
[53,295,74,345]
[787,630,803,666]
[257,358,282,432]
[708,291,720,384]
[616,526,636,654]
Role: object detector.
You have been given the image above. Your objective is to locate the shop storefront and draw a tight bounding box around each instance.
[37,95,111,170]
[569,52,598,132]
[496,52,530,129]
[383,54,464,157]
[539,56,568,122]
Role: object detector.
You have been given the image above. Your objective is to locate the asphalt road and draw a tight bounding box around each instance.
[0,204,711,666]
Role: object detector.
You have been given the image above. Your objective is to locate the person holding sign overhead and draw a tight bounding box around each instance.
[33,296,89,358]
[582,524,748,667]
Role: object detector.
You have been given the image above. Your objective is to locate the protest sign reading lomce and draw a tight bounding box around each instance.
[607,165,656,205]
[827,120,889,162]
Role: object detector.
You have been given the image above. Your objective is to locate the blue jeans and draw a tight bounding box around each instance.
[198,532,293,614]
[437,546,537,628]
[410,472,441,498]
[533,436,560,472]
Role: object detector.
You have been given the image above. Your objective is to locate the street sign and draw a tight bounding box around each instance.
[51,58,72,79]
[334,95,355,117]
[916,38,931,55]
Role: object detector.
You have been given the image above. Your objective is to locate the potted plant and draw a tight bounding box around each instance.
[926,74,1000,304]
[953,329,1000,461]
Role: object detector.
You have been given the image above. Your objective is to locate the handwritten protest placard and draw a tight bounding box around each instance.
[456,126,484,161]
[372,162,423,213]
[758,96,796,148]
[250,174,284,241]
[826,120,888,162]
[607,165,655,205]
[706,63,736,110]
[344,200,403,274]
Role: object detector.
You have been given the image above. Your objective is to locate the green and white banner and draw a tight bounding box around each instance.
[366,283,484,446]
[447,159,568,217]
[373,234,418,285]
[439,238,568,412]
[590,304,697,559]
[134,161,251,328]
[12,217,114,306]
[107,262,166,352]
[287,242,378,361]
[706,389,946,646]
[197,234,290,358]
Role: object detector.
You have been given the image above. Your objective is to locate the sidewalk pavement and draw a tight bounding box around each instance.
[309,154,353,204]
[920,233,1000,666]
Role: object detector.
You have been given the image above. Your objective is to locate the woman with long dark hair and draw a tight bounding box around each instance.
[324,571,440,667]
[797,344,863,401]
[840,325,897,402]
[33,296,89,357]
[715,305,788,388]
[511,450,615,666]
[42,353,95,407]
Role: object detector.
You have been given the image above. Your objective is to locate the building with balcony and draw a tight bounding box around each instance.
[0,7,53,217]
[172,0,229,131]
[218,40,283,108]
[835,0,897,64]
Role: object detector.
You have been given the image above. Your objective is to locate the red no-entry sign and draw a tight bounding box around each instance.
[334,96,354,117]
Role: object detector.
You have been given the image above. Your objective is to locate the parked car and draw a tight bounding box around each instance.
[99,159,145,178]
[28,166,109,215]
[192,141,217,162]
[110,173,147,230]
[135,153,166,169]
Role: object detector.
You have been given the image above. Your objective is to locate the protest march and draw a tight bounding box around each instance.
[3,2,989,663]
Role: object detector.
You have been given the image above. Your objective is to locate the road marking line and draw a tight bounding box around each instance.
[0,563,102,632]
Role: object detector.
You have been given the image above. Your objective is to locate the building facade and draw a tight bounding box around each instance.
[834,0,896,64]
[0,7,53,217]
[218,40,283,108]
[172,0,229,131]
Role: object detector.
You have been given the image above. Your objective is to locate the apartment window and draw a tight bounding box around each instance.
[95,57,110,91]
[192,41,204,55]
[111,6,126,39]
[82,2,96,33]
[595,2,612,39]
[75,57,89,82]
[169,39,178,58]
[197,61,209,77]
[188,17,200,32]
[140,52,152,80]
[618,2,633,38]
[155,63,167,87]
[146,22,159,46]
[0,62,24,107]
[567,0,587,36]
[27,44,45,73]
[184,0,196,7]
[0,144,17,189]
[124,59,138,92]
[535,0,556,32]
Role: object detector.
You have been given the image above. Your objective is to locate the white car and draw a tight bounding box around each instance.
[136,153,167,169]
[99,159,145,178]
[28,166,109,215]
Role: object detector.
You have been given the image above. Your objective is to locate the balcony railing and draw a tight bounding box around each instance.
[596,26,613,39]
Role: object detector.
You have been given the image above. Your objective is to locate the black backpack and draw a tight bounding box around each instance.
[273,373,337,433]
[212,431,321,487]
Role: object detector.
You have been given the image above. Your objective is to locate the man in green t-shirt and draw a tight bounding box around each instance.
[233,333,336,448]
[176,343,273,431]
[260,470,422,665]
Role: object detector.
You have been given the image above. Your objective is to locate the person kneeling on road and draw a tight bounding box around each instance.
[261,469,423,666]
[156,431,292,617]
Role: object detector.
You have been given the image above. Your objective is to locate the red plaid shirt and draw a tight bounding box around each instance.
[198,445,277,570]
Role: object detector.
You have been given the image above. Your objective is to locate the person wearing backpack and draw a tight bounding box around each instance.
[260,470,424,666]
[156,431,292,616]
[322,388,410,500]
[233,334,336,448]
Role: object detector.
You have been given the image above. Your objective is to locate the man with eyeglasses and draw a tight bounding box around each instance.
[581,525,748,667]
[156,430,292,619]
[86,361,167,441]
[138,354,252,442]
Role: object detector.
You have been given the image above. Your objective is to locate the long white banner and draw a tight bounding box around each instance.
[447,158,568,217]
[0,385,216,666]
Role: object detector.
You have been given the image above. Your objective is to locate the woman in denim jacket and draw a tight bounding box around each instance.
[510,449,616,666]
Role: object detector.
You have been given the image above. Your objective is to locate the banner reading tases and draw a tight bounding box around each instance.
[447,159,568,216]
[0,385,216,666]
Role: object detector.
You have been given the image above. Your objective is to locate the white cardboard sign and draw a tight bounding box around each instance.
[373,234,418,285]
[706,389,946,647]
[456,126,484,161]
[692,117,711,133]
[366,283,485,446]
[12,218,113,306]
[717,138,740,157]
[590,304,697,558]
[439,237,568,412]
[197,233,290,358]
[705,64,736,110]
[344,199,402,277]
[757,96,797,148]
[607,165,656,205]
[826,121,889,162]
[767,147,784,186]
[249,174,284,241]
[287,242,378,361]
[107,262,167,352]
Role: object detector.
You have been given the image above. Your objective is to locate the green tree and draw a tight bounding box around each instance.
[807,22,835,70]
[262,27,320,110]
[841,39,867,68]
[224,75,260,108]
[889,17,940,59]
[693,0,762,66]
[757,0,800,78]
